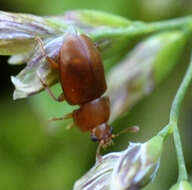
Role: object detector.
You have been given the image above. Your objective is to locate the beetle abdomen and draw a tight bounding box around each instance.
[59,34,106,105]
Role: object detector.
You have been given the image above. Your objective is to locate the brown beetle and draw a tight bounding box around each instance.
[37,32,138,159]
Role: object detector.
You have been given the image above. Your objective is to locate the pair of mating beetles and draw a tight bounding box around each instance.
[37,32,138,159]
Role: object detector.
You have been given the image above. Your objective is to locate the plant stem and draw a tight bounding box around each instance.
[160,51,192,182]
[169,53,192,182]
[169,55,192,124]
[92,16,192,40]
[173,122,188,182]
[158,125,170,139]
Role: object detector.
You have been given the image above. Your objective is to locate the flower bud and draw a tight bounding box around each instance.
[62,10,131,28]
[170,181,192,190]
[73,152,122,190]
[0,10,61,55]
[11,35,66,99]
[73,135,163,190]
[110,135,163,190]
[107,31,186,122]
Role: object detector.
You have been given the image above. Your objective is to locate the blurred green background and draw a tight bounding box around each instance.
[1,0,192,190]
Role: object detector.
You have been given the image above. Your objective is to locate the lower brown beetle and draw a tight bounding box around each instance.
[37,31,138,159]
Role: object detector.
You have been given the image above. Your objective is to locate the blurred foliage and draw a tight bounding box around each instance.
[1,0,192,190]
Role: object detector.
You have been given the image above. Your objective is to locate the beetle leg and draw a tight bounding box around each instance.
[96,140,104,162]
[39,78,65,102]
[57,93,65,101]
[46,57,59,70]
[35,36,59,70]
[49,112,73,121]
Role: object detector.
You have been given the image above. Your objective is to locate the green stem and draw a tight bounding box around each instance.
[92,16,192,40]
[170,54,192,123]
[173,122,188,182]
[160,51,192,182]
[158,125,170,139]
[169,54,192,182]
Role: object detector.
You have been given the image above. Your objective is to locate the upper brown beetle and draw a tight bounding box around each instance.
[36,31,138,159]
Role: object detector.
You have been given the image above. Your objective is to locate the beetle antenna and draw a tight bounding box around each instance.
[111,126,139,139]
